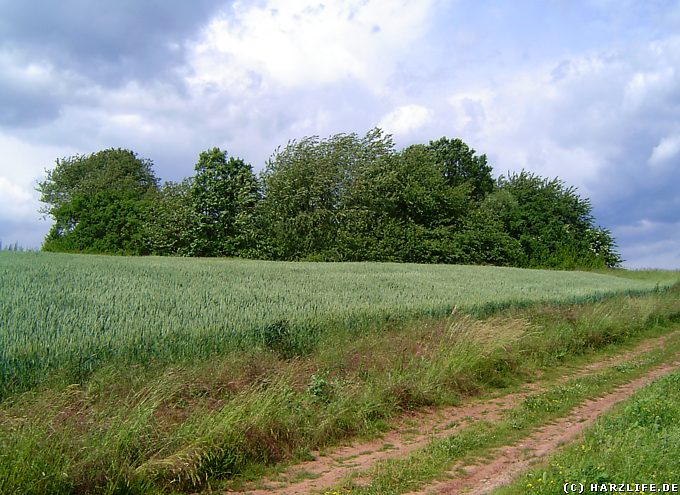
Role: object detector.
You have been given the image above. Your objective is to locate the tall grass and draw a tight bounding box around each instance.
[0,251,675,397]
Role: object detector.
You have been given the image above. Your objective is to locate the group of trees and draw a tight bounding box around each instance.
[38,129,622,269]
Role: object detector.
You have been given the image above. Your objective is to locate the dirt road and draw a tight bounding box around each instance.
[224,332,679,495]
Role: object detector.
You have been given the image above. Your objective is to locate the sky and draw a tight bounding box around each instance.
[0,0,679,268]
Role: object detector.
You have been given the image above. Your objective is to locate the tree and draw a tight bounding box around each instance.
[38,148,158,254]
[338,143,474,262]
[427,137,495,200]
[144,179,197,256]
[584,226,623,268]
[498,171,621,268]
[450,206,524,266]
[190,148,260,257]
[257,131,499,264]
[257,129,395,260]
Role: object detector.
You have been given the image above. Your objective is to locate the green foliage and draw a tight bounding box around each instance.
[190,148,260,257]
[38,148,158,255]
[43,191,152,255]
[451,207,524,266]
[344,143,474,263]
[254,131,618,267]
[427,136,495,200]
[372,144,467,228]
[498,171,621,269]
[36,133,623,269]
[257,129,395,260]
[585,226,623,268]
[143,179,197,256]
[258,132,489,264]
[307,371,334,403]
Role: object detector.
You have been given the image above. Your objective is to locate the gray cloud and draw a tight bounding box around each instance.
[0,77,61,126]
[0,0,224,127]
[0,219,48,250]
[0,0,222,81]
[613,219,680,269]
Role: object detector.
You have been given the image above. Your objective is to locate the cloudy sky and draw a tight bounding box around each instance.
[0,0,679,268]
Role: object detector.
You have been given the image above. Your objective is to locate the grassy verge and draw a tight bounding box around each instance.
[1,285,680,494]
[495,369,680,495]
[323,332,680,495]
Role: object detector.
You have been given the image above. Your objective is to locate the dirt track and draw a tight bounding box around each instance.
[407,359,680,494]
[224,332,679,495]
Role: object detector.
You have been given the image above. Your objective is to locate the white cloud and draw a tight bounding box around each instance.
[447,90,495,133]
[623,68,677,111]
[188,0,436,90]
[0,133,76,187]
[0,177,32,206]
[378,104,432,136]
[649,133,680,166]
[440,57,613,194]
[423,36,680,217]
[0,49,58,89]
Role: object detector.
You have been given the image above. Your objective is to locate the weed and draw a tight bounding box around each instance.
[307,371,334,403]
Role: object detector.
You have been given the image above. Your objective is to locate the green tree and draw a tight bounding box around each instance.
[338,143,473,262]
[190,148,260,257]
[258,130,394,260]
[38,148,158,254]
[427,137,495,200]
[144,179,197,256]
[258,132,498,264]
[498,171,621,268]
[584,226,623,268]
[451,206,524,266]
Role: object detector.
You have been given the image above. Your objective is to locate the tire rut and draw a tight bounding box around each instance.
[408,359,680,495]
[222,331,679,495]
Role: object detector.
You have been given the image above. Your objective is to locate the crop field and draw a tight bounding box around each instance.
[0,251,674,398]
[0,251,673,396]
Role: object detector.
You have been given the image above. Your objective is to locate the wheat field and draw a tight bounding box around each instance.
[0,251,669,396]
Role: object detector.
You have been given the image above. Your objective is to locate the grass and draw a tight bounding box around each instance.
[496,369,680,495]
[1,277,680,494]
[595,267,680,283]
[1,251,675,397]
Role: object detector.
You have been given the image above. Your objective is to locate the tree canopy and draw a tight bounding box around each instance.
[37,133,622,269]
[497,171,622,268]
[190,148,260,257]
[427,137,495,200]
[38,148,158,254]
